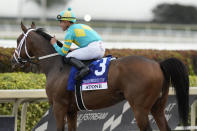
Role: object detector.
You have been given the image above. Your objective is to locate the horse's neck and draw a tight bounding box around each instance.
[32,40,66,76]
[38,55,64,76]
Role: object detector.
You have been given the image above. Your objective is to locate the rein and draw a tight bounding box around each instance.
[13,29,60,65]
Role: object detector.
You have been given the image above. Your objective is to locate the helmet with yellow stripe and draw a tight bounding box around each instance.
[56,8,76,23]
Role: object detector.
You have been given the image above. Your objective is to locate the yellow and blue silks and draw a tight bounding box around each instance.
[53,24,102,56]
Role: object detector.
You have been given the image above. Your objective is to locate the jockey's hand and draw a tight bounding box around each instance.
[69,48,75,51]
[50,36,57,45]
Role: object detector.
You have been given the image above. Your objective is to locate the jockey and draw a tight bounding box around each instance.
[50,8,105,80]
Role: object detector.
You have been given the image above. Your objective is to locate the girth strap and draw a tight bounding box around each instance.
[75,80,89,111]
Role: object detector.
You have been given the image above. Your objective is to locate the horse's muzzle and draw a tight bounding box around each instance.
[11,58,17,69]
[11,58,24,69]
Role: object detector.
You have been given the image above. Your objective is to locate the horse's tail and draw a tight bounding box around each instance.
[160,58,189,126]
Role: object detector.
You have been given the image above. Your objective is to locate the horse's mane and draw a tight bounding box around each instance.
[35,28,63,47]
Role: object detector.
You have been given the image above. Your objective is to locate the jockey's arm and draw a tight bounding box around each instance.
[51,31,74,56]
[52,41,72,56]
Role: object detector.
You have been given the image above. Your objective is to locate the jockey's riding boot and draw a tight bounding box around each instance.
[64,57,90,81]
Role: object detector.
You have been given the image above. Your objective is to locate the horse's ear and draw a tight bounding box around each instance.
[31,21,36,29]
[21,21,27,33]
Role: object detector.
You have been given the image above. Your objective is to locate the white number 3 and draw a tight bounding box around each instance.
[95,58,107,76]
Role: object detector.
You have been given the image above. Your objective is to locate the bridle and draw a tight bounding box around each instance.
[13,28,59,65]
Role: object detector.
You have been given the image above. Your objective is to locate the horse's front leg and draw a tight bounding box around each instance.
[53,102,67,131]
[67,110,77,131]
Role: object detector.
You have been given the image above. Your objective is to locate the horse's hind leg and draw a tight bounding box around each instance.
[132,107,152,131]
[66,110,77,131]
[151,101,171,131]
[124,86,153,130]
[151,86,171,131]
[53,102,67,131]
[124,89,153,130]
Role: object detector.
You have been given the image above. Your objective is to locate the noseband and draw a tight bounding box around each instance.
[13,29,59,65]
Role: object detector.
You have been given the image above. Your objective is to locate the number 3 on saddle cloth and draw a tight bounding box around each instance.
[67,55,113,91]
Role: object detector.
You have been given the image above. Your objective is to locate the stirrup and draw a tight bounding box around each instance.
[75,67,90,81]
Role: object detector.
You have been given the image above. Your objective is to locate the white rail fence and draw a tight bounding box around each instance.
[0,89,47,131]
[0,88,197,131]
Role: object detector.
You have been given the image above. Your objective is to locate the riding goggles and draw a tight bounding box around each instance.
[56,15,76,21]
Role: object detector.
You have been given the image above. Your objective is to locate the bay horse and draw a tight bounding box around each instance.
[11,22,189,131]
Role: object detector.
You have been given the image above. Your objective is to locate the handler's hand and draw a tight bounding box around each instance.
[50,36,57,45]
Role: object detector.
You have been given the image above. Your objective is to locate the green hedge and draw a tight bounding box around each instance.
[0,47,39,73]
[0,102,49,131]
[0,72,46,89]
[0,72,197,130]
[190,75,197,86]
[0,47,14,72]
[0,73,48,131]
[1,47,197,75]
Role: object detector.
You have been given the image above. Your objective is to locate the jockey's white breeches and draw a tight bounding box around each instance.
[66,41,105,60]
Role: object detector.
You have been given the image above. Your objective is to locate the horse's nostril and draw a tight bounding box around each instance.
[11,58,16,65]
[11,64,16,69]
[11,58,18,69]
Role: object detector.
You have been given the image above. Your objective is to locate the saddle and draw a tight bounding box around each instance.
[67,55,115,110]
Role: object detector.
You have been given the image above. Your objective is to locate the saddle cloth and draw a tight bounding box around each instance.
[67,56,112,91]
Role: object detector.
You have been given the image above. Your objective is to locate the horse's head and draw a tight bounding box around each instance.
[11,22,62,71]
[11,22,37,69]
